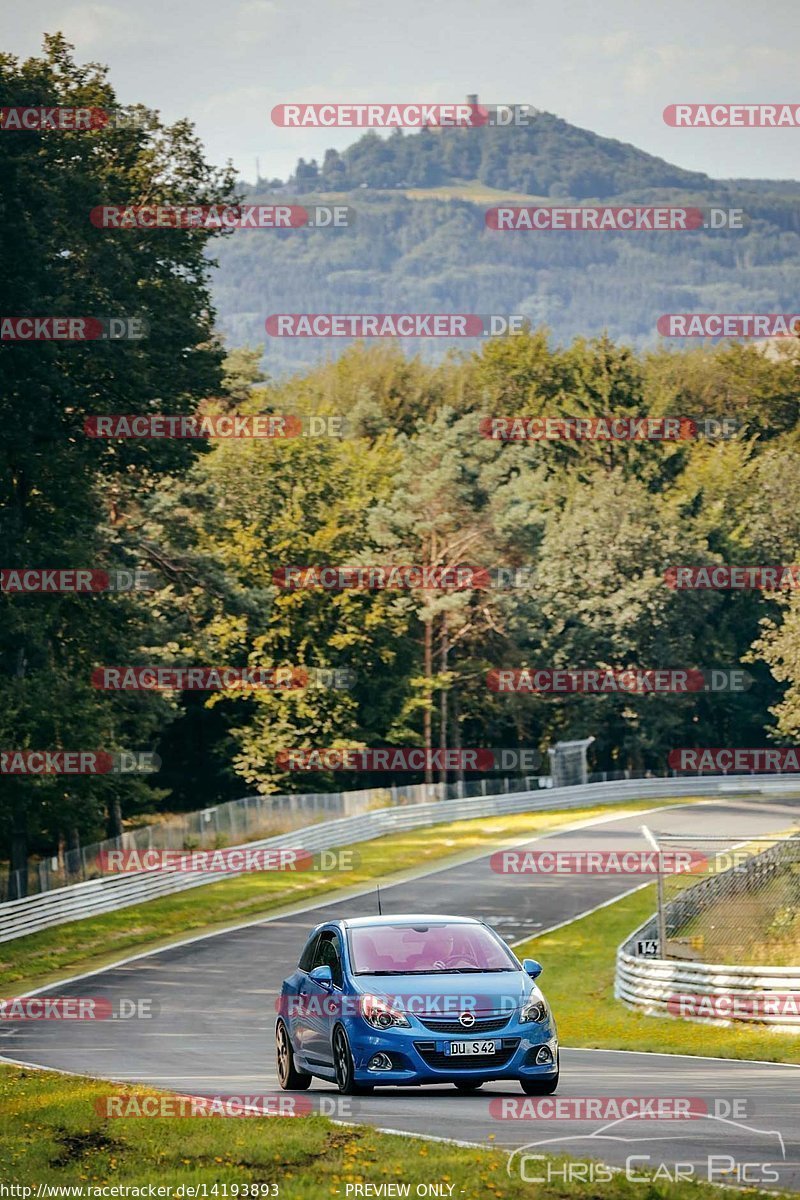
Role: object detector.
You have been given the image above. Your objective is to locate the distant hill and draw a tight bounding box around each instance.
[285,111,713,198]
[212,111,800,373]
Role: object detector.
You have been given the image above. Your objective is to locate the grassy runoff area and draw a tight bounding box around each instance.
[0,1064,790,1200]
[5,793,797,1066]
[3,795,797,1197]
[678,882,799,966]
[0,797,688,993]
[515,884,800,1065]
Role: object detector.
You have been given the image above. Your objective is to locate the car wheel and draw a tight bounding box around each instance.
[454,1081,483,1093]
[520,1070,559,1095]
[275,1019,312,1090]
[333,1026,373,1095]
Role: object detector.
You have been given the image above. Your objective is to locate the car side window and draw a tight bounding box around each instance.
[312,930,343,988]
[298,932,319,972]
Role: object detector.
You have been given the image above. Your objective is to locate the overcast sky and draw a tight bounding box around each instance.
[4,0,799,183]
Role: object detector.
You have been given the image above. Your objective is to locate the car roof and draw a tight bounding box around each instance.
[336,914,483,929]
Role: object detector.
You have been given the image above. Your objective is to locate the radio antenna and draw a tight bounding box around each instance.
[376,885,383,916]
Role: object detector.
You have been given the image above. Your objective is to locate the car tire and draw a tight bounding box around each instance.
[275,1019,312,1090]
[520,1070,559,1095]
[454,1081,483,1092]
[333,1025,373,1095]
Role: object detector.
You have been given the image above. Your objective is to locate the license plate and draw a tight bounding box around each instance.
[448,1040,498,1056]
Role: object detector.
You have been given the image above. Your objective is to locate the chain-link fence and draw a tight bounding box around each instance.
[643,829,800,966]
[548,737,595,787]
[1,761,740,903]
[1,772,554,902]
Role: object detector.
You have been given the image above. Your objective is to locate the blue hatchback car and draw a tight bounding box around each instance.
[275,914,558,1094]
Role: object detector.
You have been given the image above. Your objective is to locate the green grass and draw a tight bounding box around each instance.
[3,798,797,1195]
[515,886,800,1064]
[0,797,689,994]
[302,180,551,203]
[402,180,550,203]
[0,1064,790,1199]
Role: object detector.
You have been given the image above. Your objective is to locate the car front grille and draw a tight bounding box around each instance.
[413,1038,520,1070]
[417,1015,511,1034]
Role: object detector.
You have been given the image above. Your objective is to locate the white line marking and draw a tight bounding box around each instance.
[509,882,651,947]
[565,1046,800,1068]
[4,796,797,1083]
[352,1123,489,1149]
[0,1051,792,1193]
[12,799,706,998]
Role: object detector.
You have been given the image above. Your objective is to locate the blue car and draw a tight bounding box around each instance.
[275,914,558,1094]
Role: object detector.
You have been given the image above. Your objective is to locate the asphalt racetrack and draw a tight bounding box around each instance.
[3,795,799,1190]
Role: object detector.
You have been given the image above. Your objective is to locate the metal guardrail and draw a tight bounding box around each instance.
[2,773,797,945]
[0,775,552,901]
[616,825,800,1031]
[616,946,800,1032]
[5,766,756,902]
[0,782,564,943]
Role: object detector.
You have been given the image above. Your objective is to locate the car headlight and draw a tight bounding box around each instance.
[520,996,549,1023]
[360,995,410,1029]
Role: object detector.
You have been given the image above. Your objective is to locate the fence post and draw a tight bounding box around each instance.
[642,825,666,957]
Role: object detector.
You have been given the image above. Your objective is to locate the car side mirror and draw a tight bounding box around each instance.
[522,958,543,980]
[308,965,334,989]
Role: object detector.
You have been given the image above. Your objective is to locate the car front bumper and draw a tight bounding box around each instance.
[344,1018,559,1086]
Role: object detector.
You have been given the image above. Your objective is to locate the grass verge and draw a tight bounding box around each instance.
[0,797,689,994]
[0,1064,790,1199]
[515,885,800,1064]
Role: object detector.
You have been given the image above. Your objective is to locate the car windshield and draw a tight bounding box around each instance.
[349,922,518,974]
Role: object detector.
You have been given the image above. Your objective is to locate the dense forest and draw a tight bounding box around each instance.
[3,41,800,891]
[213,115,800,373]
[287,113,712,195]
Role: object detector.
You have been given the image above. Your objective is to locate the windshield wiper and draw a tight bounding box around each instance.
[355,967,515,975]
[353,970,406,976]
[354,969,460,975]
[435,967,516,973]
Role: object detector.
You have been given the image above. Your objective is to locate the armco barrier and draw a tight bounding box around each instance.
[616,946,800,1032]
[2,773,798,944]
[616,823,800,1031]
[2,780,451,901]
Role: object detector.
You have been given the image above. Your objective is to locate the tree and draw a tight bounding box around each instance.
[0,36,237,891]
[140,393,412,794]
[366,408,535,783]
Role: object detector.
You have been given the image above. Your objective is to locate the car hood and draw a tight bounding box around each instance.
[351,971,540,1016]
